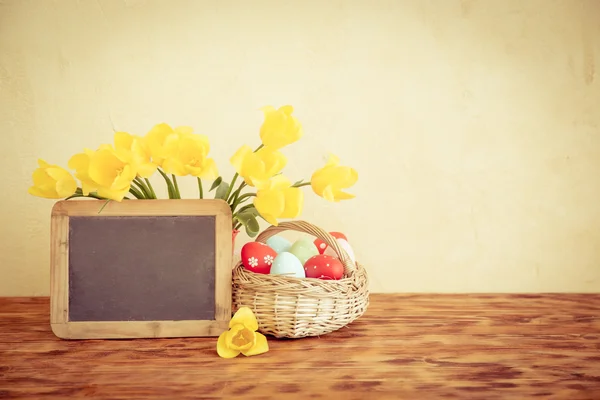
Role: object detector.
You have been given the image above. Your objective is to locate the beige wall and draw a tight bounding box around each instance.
[1,0,599,296]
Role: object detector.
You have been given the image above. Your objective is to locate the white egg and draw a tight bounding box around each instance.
[270,252,306,278]
[324,238,356,264]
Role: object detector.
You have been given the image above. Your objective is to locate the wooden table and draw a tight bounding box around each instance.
[1,294,599,399]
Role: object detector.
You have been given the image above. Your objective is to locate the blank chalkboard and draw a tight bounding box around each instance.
[50,199,232,339]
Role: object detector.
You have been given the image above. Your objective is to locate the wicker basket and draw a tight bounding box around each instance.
[231,220,369,339]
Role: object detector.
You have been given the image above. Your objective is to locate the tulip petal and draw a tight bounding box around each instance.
[114,132,133,150]
[229,307,259,331]
[242,332,269,357]
[28,186,57,199]
[68,153,89,171]
[198,158,219,179]
[56,177,78,198]
[254,190,285,225]
[281,187,303,218]
[217,331,240,359]
[226,325,255,352]
[279,105,294,115]
[96,186,129,202]
[230,145,253,173]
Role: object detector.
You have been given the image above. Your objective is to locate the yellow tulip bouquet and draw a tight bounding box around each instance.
[28,106,358,236]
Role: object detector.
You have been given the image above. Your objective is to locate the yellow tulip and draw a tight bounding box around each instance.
[161,130,218,178]
[28,159,77,199]
[79,146,136,201]
[254,175,303,226]
[259,105,303,150]
[311,154,358,202]
[229,145,287,187]
[114,132,157,178]
[144,123,192,166]
[68,149,100,196]
[217,307,268,358]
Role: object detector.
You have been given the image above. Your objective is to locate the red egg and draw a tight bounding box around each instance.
[303,255,345,280]
[241,242,277,274]
[314,231,348,255]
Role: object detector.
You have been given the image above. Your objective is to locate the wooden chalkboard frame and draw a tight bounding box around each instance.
[50,199,233,339]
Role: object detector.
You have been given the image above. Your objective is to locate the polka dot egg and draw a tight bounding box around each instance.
[304,254,345,280]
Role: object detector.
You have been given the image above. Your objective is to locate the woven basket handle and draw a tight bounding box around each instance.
[254,220,357,276]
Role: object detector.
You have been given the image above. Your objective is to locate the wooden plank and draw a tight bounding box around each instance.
[49,213,69,325]
[51,321,229,339]
[0,294,599,399]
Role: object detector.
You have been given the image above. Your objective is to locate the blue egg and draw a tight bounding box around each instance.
[270,252,306,278]
[266,235,292,254]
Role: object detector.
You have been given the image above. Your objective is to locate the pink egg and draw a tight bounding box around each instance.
[241,242,277,274]
[324,238,356,264]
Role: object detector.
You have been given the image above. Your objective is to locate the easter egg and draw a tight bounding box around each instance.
[241,242,277,274]
[304,255,345,280]
[270,252,306,278]
[289,238,319,265]
[314,232,348,254]
[266,235,292,254]
[324,238,356,264]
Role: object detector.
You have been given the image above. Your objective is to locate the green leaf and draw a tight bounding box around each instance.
[209,177,223,192]
[214,181,230,200]
[237,210,260,237]
[237,204,259,217]
[293,179,304,186]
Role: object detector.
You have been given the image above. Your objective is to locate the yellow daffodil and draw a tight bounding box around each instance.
[161,130,218,178]
[144,123,192,166]
[311,154,358,202]
[229,145,287,187]
[217,307,268,358]
[114,132,157,178]
[254,175,303,226]
[259,105,303,150]
[28,159,77,199]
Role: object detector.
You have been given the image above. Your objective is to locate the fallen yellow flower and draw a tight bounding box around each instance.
[28,159,77,199]
[259,105,303,150]
[230,144,287,187]
[311,154,358,202]
[217,307,268,358]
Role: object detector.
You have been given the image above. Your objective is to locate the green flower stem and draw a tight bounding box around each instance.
[224,173,238,203]
[234,221,242,230]
[129,186,145,199]
[132,179,151,198]
[171,174,181,199]
[230,182,246,205]
[293,182,311,188]
[157,168,176,199]
[197,177,204,199]
[144,178,157,199]
[231,192,256,213]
